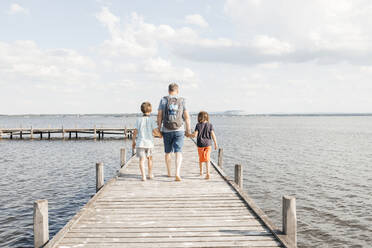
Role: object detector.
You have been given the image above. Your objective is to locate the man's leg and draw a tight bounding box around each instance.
[173,131,184,181]
[165,153,172,177]
[163,132,173,177]
[175,152,182,181]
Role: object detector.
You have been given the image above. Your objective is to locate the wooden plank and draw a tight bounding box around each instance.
[57,245,280,248]
[64,231,273,238]
[69,227,269,233]
[59,235,278,241]
[59,236,280,244]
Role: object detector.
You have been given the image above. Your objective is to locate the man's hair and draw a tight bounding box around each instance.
[198,111,209,123]
[140,102,152,114]
[168,83,179,92]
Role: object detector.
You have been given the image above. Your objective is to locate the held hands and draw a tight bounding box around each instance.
[153,128,162,138]
[185,130,194,138]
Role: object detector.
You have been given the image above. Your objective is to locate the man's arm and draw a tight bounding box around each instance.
[183,110,191,134]
[157,110,163,130]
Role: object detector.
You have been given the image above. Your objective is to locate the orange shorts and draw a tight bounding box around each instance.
[198,146,211,162]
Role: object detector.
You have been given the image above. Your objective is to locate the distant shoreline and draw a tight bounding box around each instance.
[1,113,372,117]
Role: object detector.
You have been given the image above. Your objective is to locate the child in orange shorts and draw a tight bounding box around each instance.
[189,111,218,179]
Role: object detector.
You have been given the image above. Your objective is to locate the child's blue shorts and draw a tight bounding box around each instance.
[162,131,184,153]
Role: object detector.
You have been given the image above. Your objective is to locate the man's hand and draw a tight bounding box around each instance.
[214,144,218,150]
[132,141,136,150]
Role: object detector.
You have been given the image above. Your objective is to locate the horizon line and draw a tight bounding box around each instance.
[1,112,372,117]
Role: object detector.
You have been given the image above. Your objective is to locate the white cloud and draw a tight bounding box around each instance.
[0,40,96,85]
[9,3,29,15]
[97,11,159,57]
[252,35,292,55]
[95,8,200,85]
[185,14,209,28]
[222,0,372,64]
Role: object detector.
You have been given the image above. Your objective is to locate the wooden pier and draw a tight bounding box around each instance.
[0,127,134,140]
[34,138,297,248]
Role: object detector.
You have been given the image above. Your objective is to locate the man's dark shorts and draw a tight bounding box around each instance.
[163,131,184,153]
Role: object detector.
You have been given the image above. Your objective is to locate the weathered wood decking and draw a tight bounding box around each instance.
[45,138,292,248]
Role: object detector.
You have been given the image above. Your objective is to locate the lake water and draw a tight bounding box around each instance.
[0,115,371,247]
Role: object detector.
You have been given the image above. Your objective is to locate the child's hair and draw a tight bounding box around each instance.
[141,102,152,114]
[198,111,209,123]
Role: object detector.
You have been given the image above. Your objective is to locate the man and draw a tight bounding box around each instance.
[157,83,191,181]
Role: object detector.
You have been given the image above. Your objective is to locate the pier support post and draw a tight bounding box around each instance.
[218,148,223,168]
[120,148,126,167]
[62,126,65,140]
[75,131,78,139]
[10,132,13,139]
[234,164,243,188]
[96,162,104,192]
[94,126,97,140]
[124,127,127,139]
[20,130,23,139]
[102,131,104,139]
[283,195,297,247]
[48,132,50,140]
[30,127,33,139]
[40,132,43,140]
[0,129,2,139]
[69,132,71,139]
[33,199,49,248]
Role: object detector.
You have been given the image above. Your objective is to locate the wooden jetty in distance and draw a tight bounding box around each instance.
[0,127,135,140]
[33,138,297,248]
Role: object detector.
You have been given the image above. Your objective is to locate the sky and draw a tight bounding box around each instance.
[1,0,372,114]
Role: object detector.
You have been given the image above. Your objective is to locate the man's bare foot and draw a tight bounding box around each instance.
[148,174,154,179]
[142,177,147,181]
[175,176,182,181]
[205,174,210,180]
[200,171,203,176]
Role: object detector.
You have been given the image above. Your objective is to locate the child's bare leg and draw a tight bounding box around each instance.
[165,153,172,177]
[139,157,146,181]
[199,162,203,175]
[147,156,154,179]
[205,161,210,180]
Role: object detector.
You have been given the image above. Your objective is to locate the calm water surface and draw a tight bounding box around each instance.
[0,115,371,247]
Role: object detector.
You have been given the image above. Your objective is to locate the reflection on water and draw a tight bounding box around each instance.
[0,115,372,247]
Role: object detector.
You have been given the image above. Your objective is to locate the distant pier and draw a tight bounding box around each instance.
[0,127,134,140]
